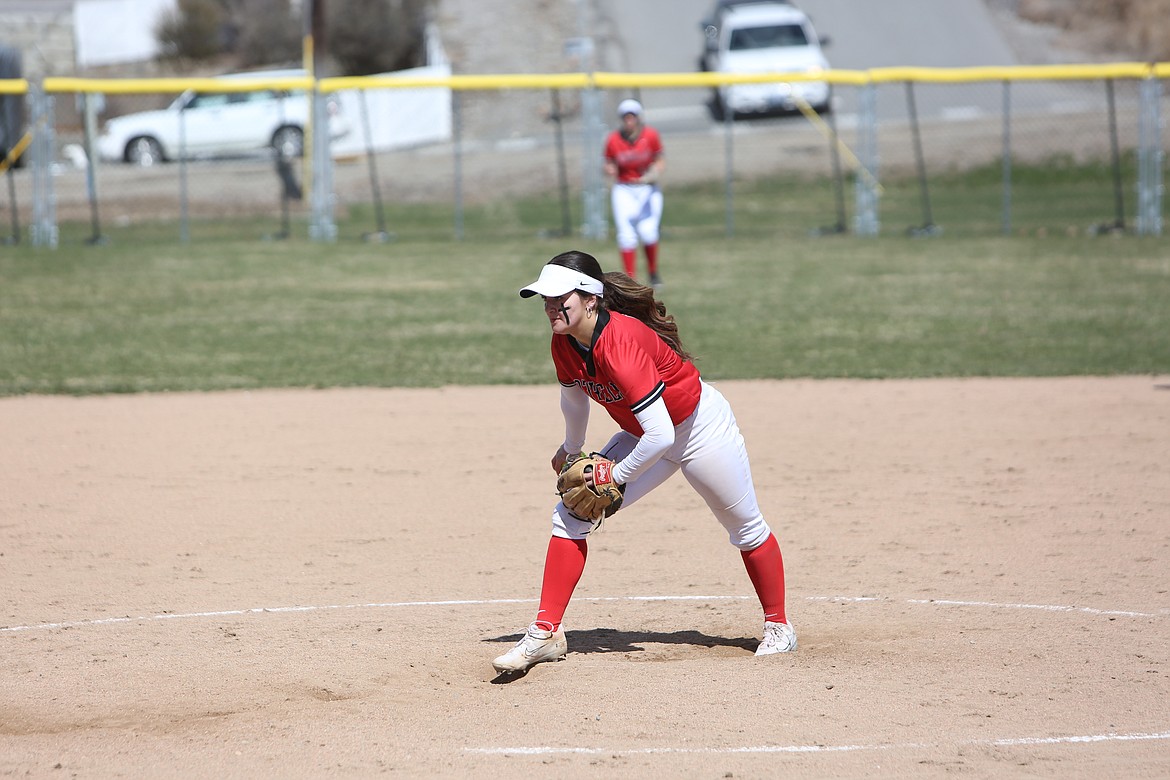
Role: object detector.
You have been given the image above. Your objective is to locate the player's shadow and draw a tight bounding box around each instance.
[568,626,757,654]
[486,626,756,684]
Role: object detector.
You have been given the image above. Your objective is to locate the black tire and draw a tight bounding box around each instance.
[271,125,304,159]
[125,136,164,167]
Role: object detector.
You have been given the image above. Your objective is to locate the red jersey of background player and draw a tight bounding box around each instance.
[552,309,700,436]
[604,126,664,184]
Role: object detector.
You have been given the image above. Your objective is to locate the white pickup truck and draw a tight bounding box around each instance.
[699,0,832,119]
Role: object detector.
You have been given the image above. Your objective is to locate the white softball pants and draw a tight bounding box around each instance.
[551,380,773,551]
[611,182,663,251]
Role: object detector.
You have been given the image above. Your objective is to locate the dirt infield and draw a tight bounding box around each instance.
[2,377,1168,777]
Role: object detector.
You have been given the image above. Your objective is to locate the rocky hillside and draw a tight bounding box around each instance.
[1006,0,1170,62]
[433,0,579,143]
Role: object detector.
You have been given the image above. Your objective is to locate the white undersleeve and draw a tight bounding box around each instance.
[560,384,590,455]
[561,385,674,484]
[610,396,673,485]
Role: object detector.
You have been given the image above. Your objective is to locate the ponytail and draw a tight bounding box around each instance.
[601,272,693,362]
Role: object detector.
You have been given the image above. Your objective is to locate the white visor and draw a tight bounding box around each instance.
[519,264,604,299]
[617,98,643,118]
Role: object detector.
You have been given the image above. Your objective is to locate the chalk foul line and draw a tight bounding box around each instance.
[464,729,1170,757]
[1,594,1165,633]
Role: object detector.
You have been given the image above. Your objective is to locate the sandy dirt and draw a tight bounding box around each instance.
[2,377,1168,777]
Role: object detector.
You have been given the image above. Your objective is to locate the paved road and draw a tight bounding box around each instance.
[591,0,1100,131]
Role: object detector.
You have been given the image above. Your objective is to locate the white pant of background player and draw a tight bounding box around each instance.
[611,181,663,252]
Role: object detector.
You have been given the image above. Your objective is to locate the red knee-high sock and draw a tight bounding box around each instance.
[534,536,588,632]
[620,248,637,277]
[644,242,659,275]
[740,533,787,624]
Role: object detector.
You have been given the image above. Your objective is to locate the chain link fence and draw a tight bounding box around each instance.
[0,64,1165,247]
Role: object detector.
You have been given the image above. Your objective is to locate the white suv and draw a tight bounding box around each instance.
[700,1,832,119]
[97,69,351,166]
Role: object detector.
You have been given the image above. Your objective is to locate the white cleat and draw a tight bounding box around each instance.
[492,623,568,673]
[755,620,797,655]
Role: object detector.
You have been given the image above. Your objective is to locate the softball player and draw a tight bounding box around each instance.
[493,250,795,674]
[605,99,665,289]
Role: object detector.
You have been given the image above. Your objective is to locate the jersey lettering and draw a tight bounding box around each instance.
[570,378,624,404]
[552,310,701,437]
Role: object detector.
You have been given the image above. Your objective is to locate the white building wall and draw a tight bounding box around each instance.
[331,63,453,156]
[74,0,176,68]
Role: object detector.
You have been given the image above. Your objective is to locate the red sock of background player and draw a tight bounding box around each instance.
[644,242,659,276]
[620,248,637,277]
[533,536,588,632]
[740,533,787,624]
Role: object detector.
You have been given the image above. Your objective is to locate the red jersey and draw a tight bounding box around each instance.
[604,126,664,183]
[552,310,701,437]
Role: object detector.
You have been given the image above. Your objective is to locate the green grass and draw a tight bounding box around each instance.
[2,165,1168,395]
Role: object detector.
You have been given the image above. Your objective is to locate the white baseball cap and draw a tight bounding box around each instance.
[519,263,605,298]
[617,98,643,118]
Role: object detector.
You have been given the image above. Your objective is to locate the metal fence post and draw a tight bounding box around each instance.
[580,84,607,240]
[905,80,938,236]
[549,89,572,238]
[1103,78,1126,232]
[308,89,337,242]
[853,82,879,237]
[358,88,391,242]
[28,83,57,249]
[179,103,189,243]
[452,90,463,241]
[723,100,734,239]
[1001,80,1012,236]
[80,92,106,245]
[1137,74,1163,236]
[825,84,847,235]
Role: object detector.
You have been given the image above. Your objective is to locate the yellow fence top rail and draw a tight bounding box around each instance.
[323,73,591,91]
[867,62,1153,83]
[43,76,314,94]
[0,62,1162,97]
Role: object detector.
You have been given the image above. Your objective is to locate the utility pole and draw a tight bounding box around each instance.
[575,0,607,240]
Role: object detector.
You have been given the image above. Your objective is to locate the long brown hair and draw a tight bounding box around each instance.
[547,250,693,362]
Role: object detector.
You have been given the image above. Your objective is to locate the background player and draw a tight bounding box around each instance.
[492,250,795,674]
[604,99,666,289]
